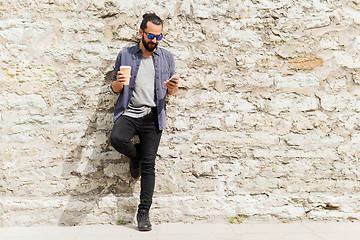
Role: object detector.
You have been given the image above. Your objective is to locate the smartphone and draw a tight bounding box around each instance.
[169,74,179,82]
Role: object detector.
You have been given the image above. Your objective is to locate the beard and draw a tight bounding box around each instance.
[142,36,158,52]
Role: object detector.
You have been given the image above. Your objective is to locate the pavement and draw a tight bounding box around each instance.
[0,222,360,240]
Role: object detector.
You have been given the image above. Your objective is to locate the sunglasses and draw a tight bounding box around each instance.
[143,31,163,41]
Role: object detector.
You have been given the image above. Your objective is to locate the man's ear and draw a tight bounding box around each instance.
[139,29,143,37]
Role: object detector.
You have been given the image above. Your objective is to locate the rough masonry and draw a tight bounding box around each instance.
[1,0,360,226]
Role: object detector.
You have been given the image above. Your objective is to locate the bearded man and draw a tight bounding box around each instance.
[110,13,179,231]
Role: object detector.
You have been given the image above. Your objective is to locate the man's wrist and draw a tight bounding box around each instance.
[111,81,123,93]
[168,87,178,95]
[110,83,117,93]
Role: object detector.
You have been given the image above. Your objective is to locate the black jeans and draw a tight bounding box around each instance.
[110,110,162,210]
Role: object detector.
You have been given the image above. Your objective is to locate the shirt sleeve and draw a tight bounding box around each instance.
[110,52,122,93]
[112,52,122,82]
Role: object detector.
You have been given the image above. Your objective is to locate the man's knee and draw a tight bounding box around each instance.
[110,132,127,149]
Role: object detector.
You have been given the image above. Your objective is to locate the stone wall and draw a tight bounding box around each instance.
[1,0,360,226]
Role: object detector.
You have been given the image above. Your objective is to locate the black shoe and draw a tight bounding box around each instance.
[130,143,141,178]
[137,209,152,231]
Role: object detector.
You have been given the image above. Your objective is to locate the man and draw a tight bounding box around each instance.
[110,13,179,231]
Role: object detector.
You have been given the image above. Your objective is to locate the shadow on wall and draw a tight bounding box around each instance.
[58,69,138,226]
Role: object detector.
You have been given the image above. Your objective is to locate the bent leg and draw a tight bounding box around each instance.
[110,115,138,158]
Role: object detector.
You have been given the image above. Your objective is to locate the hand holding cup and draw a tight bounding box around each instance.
[111,66,131,93]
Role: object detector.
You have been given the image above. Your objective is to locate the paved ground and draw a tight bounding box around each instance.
[0,222,360,240]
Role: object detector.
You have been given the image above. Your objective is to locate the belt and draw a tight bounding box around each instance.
[149,107,157,115]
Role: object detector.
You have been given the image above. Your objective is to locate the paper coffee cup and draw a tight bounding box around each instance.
[120,66,131,85]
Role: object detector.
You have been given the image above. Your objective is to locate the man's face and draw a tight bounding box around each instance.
[140,22,163,52]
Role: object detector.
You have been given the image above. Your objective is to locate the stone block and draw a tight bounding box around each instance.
[334,51,360,69]
[267,93,319,114]
[288,56,323,69]
[226,30,263,49]
[280,132,344,149]
[4,93,47,110]
[317,93,351,111]
[275,73,320,88]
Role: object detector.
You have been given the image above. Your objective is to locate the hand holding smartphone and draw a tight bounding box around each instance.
[164,74,180,94]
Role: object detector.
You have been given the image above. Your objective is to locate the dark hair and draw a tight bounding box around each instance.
[140,13,163,30]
